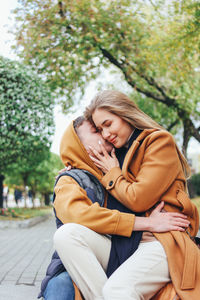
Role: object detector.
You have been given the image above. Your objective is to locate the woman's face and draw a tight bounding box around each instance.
[92,109,133,148]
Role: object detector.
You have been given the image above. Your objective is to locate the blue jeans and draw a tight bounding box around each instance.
[43,271,75,300]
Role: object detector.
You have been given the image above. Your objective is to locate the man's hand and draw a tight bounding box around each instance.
[148,201,190,232]
[134,201,190,232]
[55,165,72,179]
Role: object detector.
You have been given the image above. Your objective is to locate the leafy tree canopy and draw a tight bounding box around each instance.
[27,151,64,196]
[5,151,64,205]
[12,0,200,153]
[0,56,55,175]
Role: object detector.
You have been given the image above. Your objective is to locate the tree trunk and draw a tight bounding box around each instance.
[182,120,192,158]
[32,190,36,208]
[23,176,28,208]
[44,193,50,206]
[0,175,5,208]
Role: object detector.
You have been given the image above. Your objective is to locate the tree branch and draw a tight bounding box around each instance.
[124,60,169,100]
[167,119,180,131]
[192,125,200,143]
[58,1,65,18]
[99,46,167,103]
[99,46,200,147]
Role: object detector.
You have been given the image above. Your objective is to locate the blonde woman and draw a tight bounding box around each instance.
[83,90,200,300]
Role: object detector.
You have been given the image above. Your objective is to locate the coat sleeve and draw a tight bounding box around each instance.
[101,131,183,213]
[53,175,135,237]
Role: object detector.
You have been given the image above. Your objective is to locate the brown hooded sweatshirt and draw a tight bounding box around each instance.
[54,121,135,237]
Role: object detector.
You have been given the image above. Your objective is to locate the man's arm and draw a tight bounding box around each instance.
[54,175,135,237]
[54,175,190,235]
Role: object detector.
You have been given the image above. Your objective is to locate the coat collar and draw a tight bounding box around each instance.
[122,129,158,177]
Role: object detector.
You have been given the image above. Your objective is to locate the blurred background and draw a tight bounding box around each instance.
[0,0,200,218]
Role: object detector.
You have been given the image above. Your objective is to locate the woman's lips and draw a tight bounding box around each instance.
[109,136,117,144]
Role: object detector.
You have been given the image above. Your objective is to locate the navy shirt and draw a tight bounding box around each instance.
[106,128,143,277]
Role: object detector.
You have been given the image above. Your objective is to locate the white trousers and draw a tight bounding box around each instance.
[54,223,170,300]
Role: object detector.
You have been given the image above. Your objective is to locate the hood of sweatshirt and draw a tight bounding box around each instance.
[60,122,161,181]
[60,121,103,180]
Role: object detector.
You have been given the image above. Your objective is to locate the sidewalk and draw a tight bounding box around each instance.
[0,216,56,300]
[0,216,199,300]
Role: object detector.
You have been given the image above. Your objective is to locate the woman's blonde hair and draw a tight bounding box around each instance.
[84,90,190,179]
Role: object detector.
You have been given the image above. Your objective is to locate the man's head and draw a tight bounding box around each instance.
[74,116,113,154]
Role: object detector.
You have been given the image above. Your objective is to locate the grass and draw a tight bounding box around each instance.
[0,206,53,220]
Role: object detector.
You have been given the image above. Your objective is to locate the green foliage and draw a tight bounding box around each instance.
[12,0,200,152]
[12,1,199,108]
[190,173,200,196]
[0,208,19,218]
[5,151,64,198]
[174,1,200,57]
[0,207,51,220]
[0,56,55,175]
[5,144,50,187]
[27,152,64,195]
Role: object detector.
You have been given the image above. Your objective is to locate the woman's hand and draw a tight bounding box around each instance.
[148,201,190,232]
[134,201,190,232]
[88,142,119,173]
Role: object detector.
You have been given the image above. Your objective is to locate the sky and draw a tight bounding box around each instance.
[0,1,199,157]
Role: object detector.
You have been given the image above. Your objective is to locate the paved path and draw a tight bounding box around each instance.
[0,217,56,300]
[0,216,199,300]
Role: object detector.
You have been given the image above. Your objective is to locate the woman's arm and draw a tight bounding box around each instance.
[89,131,184,213]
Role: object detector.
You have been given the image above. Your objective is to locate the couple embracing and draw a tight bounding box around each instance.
[40,90,200,300]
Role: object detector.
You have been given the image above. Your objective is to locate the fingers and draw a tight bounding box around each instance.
[58,168,67,174]
[173,217,190,226]
[173,220,190,228]
[111,148,116,158]
[167,212,188,219]
[169,226,186,232]
[154,201,164,212]
[163,212,190,224]
[88,156,106,172]
[99,142,109,158]
[56,165,72,179]
[89,155,103,166]
[161,215,190,231]
[65,165,72,171]
[88,146,103,160]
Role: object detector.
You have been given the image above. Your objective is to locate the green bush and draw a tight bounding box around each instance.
[0,208,19,218]
[0,55,55,208]
[189,173,200,197]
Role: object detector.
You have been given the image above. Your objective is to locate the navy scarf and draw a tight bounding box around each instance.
[106,129,143,277]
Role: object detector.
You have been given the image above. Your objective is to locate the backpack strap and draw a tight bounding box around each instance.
[52,169,105,207]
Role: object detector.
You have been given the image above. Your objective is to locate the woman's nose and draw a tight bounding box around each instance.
[102,128,110,140]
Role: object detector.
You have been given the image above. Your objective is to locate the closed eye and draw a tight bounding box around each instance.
[104,121,111,127]
[91,128,98,133]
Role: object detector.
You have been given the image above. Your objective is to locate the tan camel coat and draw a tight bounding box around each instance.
[55,122,200,299]
[101,128,200,299]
